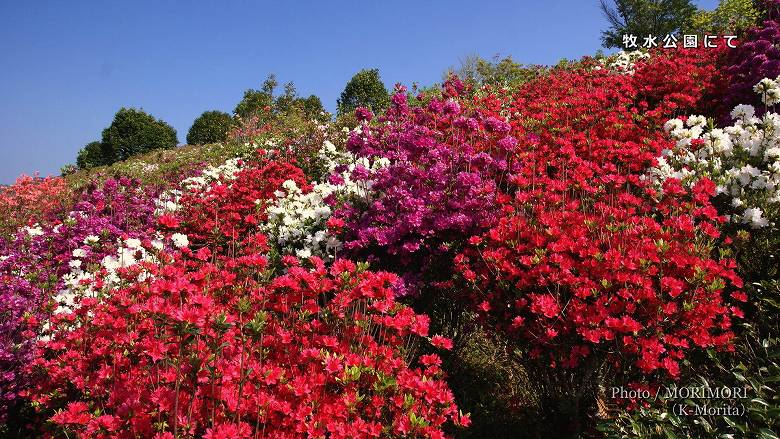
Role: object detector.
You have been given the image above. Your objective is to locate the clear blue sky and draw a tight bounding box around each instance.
[0,0,719,184]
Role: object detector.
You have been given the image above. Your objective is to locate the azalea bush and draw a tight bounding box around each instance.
[30,251,466,438]
[722,16,780,118]
[597,78,780,439]
[0,174,70,239]
[176,156,311,246]
[648,83,780,230]
[448,46,739,435]
[263,141,387,261]
[332,80,510,292]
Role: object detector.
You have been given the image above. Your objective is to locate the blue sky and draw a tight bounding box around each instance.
[0,0,719,183]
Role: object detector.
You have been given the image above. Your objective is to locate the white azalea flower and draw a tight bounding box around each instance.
[664,119,684,133]
[742,207,769,228]
[151,239,164,251]
[647,77,780,232]
[118,247,139,268]
[102,255,120,271]
[171,233,189,248]
[84,235,100,245]
[686,115,707,128]
[731,104,755,121]
[24,225,44,237]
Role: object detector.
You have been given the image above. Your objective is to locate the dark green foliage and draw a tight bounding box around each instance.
[100,108,177,163]
[600,0,698,48]
[337,68,390,116]
[75,141,106,169]
[445,330,542,438]
[234,75,278,120]
[186,110,233,145]
[299,95,327,121]
[235,74,329,123]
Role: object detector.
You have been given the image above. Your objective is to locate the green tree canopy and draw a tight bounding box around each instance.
[685,0,760,36]
[299,95,327,121]
[75,141,106,169]
[235,74,328,122]
[448,54,547,88]
[275,82,328,121]
[600,0,698,48]
[100,108,177,163]
[234,75,278,120]
[186,110,233,145]
[337,68,390,116]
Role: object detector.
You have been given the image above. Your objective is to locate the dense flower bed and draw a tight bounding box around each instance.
[2,40,779,437]
[448,48,743,379]
[1,178,160,421]
[32,251,465,438]
[0,174,70,238]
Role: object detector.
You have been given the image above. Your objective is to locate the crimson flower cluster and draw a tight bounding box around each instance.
[454,48,742,377]
[30,251,464,438]
[22,155,465,438]
[178,154,310,246]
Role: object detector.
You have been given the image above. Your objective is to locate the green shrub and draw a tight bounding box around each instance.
[685,0,760,36]
[235,75,329,123]
[448,54,548,89]
[337,68,390,116]
[234,75,277,120]
[75,140,106,169]
[186,110,233,145]
[100,107,177,163]
[59,163,77,176]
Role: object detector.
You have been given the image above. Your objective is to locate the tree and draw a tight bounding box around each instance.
[100,108,177,163]
[234,75,278,120]
[186,110,233,145]
[600,0,698,48]
[448,54,547,88]
[235,74,329,123]
[337,68,390,116]
[75,141,106,169]
[299,95,327,121]
[277,84,327,121]
[685,0,760,36]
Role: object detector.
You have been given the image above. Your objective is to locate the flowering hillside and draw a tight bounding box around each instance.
[2,22,780,439]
